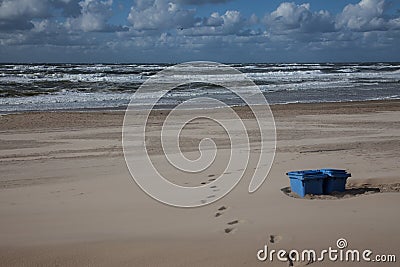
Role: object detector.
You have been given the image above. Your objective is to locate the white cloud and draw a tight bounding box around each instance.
[0,0,48,20]
[128,0,198,31]
[388,17,400,29]
[0,0,399,62]
[65,0,114,32]
[336,0,388,31]
[249,14,259,25]
[264,2,335,33]
[176,0,233,4]
[220,10,244,34]
[204,12,224,27]
[181,10,247,36]
[126,0,246,36]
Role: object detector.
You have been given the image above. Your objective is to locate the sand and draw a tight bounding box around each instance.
[0,100,399,266]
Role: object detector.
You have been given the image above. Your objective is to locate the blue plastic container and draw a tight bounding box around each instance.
[286,170,327,197]
[319,169,351,194]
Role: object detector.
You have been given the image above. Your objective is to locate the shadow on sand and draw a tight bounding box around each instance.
[281,185,386,200]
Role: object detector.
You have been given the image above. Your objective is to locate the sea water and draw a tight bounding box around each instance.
[0,62,399,112]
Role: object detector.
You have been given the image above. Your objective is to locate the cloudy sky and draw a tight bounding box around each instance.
[0,0,399,63]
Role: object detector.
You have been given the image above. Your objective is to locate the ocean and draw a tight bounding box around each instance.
[0,62,399,112]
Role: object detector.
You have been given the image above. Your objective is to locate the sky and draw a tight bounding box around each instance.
[0,0,399,63]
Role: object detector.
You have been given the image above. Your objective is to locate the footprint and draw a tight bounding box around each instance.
[269,234,282,244]
[215,206,228,217]
[282,251,310,267]
[224,227,235,234]
[200,182,207,185]
[208,174,216,177]
[287,253,294,267]
[210,185,217,189]
[290,256,314,267]
[227,220,239,225]
[208,178,216,181]
[269,235,275,243]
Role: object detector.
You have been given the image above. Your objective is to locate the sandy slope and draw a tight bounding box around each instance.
[0,100,399,266]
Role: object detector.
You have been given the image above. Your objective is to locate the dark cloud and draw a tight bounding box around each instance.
[0,0,124,33]
[51,0,82,17]
[0,0,50,31]
[0,19,34,31]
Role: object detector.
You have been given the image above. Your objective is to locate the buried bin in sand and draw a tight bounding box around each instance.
[286,169,352,197]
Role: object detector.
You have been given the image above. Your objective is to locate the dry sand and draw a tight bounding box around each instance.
[0,100,399,266]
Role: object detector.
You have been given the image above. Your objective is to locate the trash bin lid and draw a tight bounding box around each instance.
[319,169,351,178]
[286,170,327,180]
[319,168,347,173]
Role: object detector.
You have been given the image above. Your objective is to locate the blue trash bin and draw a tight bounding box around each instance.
[319,169,351,194]
[286,170,327,197]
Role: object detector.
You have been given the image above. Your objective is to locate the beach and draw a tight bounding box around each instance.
[0,100,399,266]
